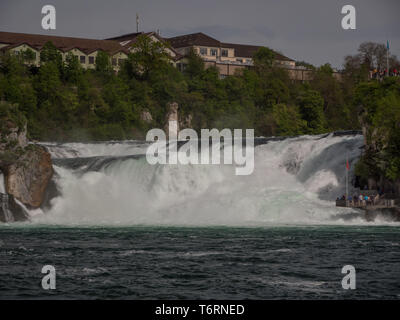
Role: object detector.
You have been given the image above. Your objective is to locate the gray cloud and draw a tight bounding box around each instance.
[0,0,399,68]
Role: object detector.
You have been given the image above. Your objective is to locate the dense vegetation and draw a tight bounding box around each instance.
[354,77,400,186]
[1,35,381,142]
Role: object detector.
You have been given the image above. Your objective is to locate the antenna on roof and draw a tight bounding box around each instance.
[136,13,139,33]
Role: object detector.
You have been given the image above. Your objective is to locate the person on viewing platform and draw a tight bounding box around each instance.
[373,194,379,205]
[353,194,358,206]
[347,195,352,204]
[361,195,367,206]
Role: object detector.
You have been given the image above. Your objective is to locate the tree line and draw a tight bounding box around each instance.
[0,36,399,143]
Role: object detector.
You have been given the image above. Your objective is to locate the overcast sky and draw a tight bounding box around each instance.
[0,0,399,68]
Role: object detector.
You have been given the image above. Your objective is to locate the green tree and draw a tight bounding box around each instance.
[40,41,63,71]
[253,47,276,71]
[21,48,37,64]
[311,63,348,130]
[123,34,172,80]
[64,53,83,84]
[272,103,307,136]
[297,87,326,133]
[34,61,61,104]
[183,48,205,79]
[295,61,315,70]
[95,51,113,76]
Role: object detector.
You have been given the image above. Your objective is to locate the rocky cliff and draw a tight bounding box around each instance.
[2,145,53,208]
[0,103,53,220]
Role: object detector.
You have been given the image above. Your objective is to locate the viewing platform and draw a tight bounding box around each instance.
[336,199,397,210]
[336,189,399,211]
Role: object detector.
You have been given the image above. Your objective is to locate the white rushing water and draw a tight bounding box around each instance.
[39,141,151,158]
[28,132,391,226]
[0,173,15,222]
[0,172,5,194]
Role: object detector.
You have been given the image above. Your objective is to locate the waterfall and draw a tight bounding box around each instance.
[1,193,15,223]
[0,172,15,222]
[0,172,5,193]
[27,132,368,226]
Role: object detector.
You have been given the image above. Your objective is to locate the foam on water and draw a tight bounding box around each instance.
[40,140,150,159]
[0,172,5,194]
[27,133,392,226]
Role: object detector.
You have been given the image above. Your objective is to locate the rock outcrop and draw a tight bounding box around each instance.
[0,104,53,216]
[180,114,193,130]
[140,110,153,123]
[3,145,53,208]
[164,102,179,139]
[0,122,28,150]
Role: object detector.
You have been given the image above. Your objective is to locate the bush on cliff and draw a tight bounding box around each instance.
[0,101,26,135]
[354,77,400,185]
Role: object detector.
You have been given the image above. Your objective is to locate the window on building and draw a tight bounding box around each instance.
[89,56,95,64]
[210,49,217,56]
[236,58,243,63]
[118,59,125,66]
[112,58,117,66]
[80,55,86,64]
[199,47,208,55]
[221,49,228,57]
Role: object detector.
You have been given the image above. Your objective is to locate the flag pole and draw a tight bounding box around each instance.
[387,40,390,76]
[346,153,349,203]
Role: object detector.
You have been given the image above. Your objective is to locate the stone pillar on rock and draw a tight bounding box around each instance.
[164,102,179,139]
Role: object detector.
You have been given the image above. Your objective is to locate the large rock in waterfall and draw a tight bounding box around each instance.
[3,145,53,209]
[0,102,53,221]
